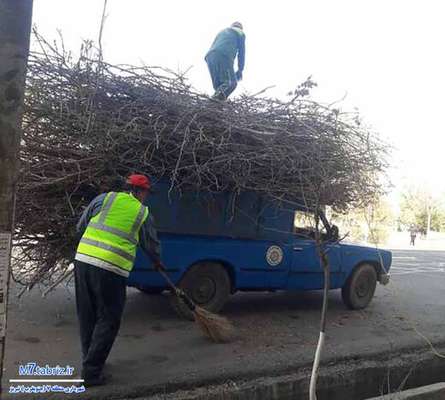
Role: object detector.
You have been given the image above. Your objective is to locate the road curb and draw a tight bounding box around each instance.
[5,344,445,400]
[366,382,445,399]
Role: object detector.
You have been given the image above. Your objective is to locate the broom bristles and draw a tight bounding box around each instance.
[193,306,235,343]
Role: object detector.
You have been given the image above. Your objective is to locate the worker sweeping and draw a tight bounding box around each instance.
[205,21,246,100]
[74,174,161,387]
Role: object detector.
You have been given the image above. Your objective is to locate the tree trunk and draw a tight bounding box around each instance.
[0,0,33,391]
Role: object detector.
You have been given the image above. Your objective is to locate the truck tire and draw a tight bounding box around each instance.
[342,263,377,310]
[170,262,231,320]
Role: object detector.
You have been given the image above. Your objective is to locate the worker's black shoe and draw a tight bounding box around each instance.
[211,91,226,101]
[83,372,111,387]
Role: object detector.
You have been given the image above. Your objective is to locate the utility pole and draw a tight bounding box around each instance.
[0,0,33,392]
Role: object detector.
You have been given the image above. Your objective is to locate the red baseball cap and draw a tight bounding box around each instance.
[126,174,150,190]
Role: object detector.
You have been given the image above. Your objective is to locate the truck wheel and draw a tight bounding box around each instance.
[170,262,231,320]
[342,263,377,310]
[135,286,164,295]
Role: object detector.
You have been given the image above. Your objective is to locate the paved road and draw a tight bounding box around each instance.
[391,250,445,275]
[3,249,445,399]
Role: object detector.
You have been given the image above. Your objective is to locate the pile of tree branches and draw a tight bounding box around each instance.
[14,33,389,288]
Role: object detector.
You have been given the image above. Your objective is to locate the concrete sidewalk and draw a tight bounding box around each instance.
[334,231,445,253]
[383,231,445,251]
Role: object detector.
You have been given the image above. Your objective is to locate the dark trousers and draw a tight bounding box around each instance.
[205,51,237,99]
[74,260,127,379]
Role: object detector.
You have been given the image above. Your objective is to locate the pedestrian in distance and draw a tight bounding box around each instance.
[409,227,417,246]
[205,21,246,101]
[74,174,161,386]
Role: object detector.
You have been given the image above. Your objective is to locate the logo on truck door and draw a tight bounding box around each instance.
[266,246,283,266]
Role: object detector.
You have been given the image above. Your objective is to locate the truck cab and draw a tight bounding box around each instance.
[128,181,392,318]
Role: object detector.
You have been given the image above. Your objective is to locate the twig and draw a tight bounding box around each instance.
[309,210,331,400]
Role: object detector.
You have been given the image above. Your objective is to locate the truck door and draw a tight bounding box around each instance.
[287,211,341,289]
[288,238,342,289]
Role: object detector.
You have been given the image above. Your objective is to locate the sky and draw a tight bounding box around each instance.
[32,0,445,205]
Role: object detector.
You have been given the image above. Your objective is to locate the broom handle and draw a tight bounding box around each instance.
[154,263,196,312]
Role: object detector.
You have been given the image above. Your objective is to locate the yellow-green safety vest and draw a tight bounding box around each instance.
[76,192,149,277]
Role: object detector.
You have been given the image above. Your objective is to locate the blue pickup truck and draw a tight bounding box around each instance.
[128,181,392,318]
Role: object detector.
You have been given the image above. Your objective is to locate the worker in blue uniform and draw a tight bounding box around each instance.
[205,21,246,100]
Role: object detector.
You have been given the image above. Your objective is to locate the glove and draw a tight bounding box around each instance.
[235,70,243,81]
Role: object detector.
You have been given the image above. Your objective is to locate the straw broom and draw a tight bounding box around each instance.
[154,263,235,343]
[41,261,234,343]
[42,262,235,342]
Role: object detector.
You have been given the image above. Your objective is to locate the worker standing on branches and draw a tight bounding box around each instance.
[74,174,161,386]
[205,21,245,100]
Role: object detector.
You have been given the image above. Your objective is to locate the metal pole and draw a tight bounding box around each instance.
[0,0,33,392]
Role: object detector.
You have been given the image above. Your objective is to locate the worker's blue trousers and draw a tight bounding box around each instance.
[205,51,237,100]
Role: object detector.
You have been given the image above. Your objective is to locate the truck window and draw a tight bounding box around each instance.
[294,210,327,238]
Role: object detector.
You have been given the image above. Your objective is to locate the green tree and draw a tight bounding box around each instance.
[399,187,445,234]
[330,198,394,245]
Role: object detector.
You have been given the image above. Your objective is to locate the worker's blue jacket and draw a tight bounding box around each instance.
[206,27,245,73]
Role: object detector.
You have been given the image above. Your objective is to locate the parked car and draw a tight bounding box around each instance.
[128,181,391,319]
